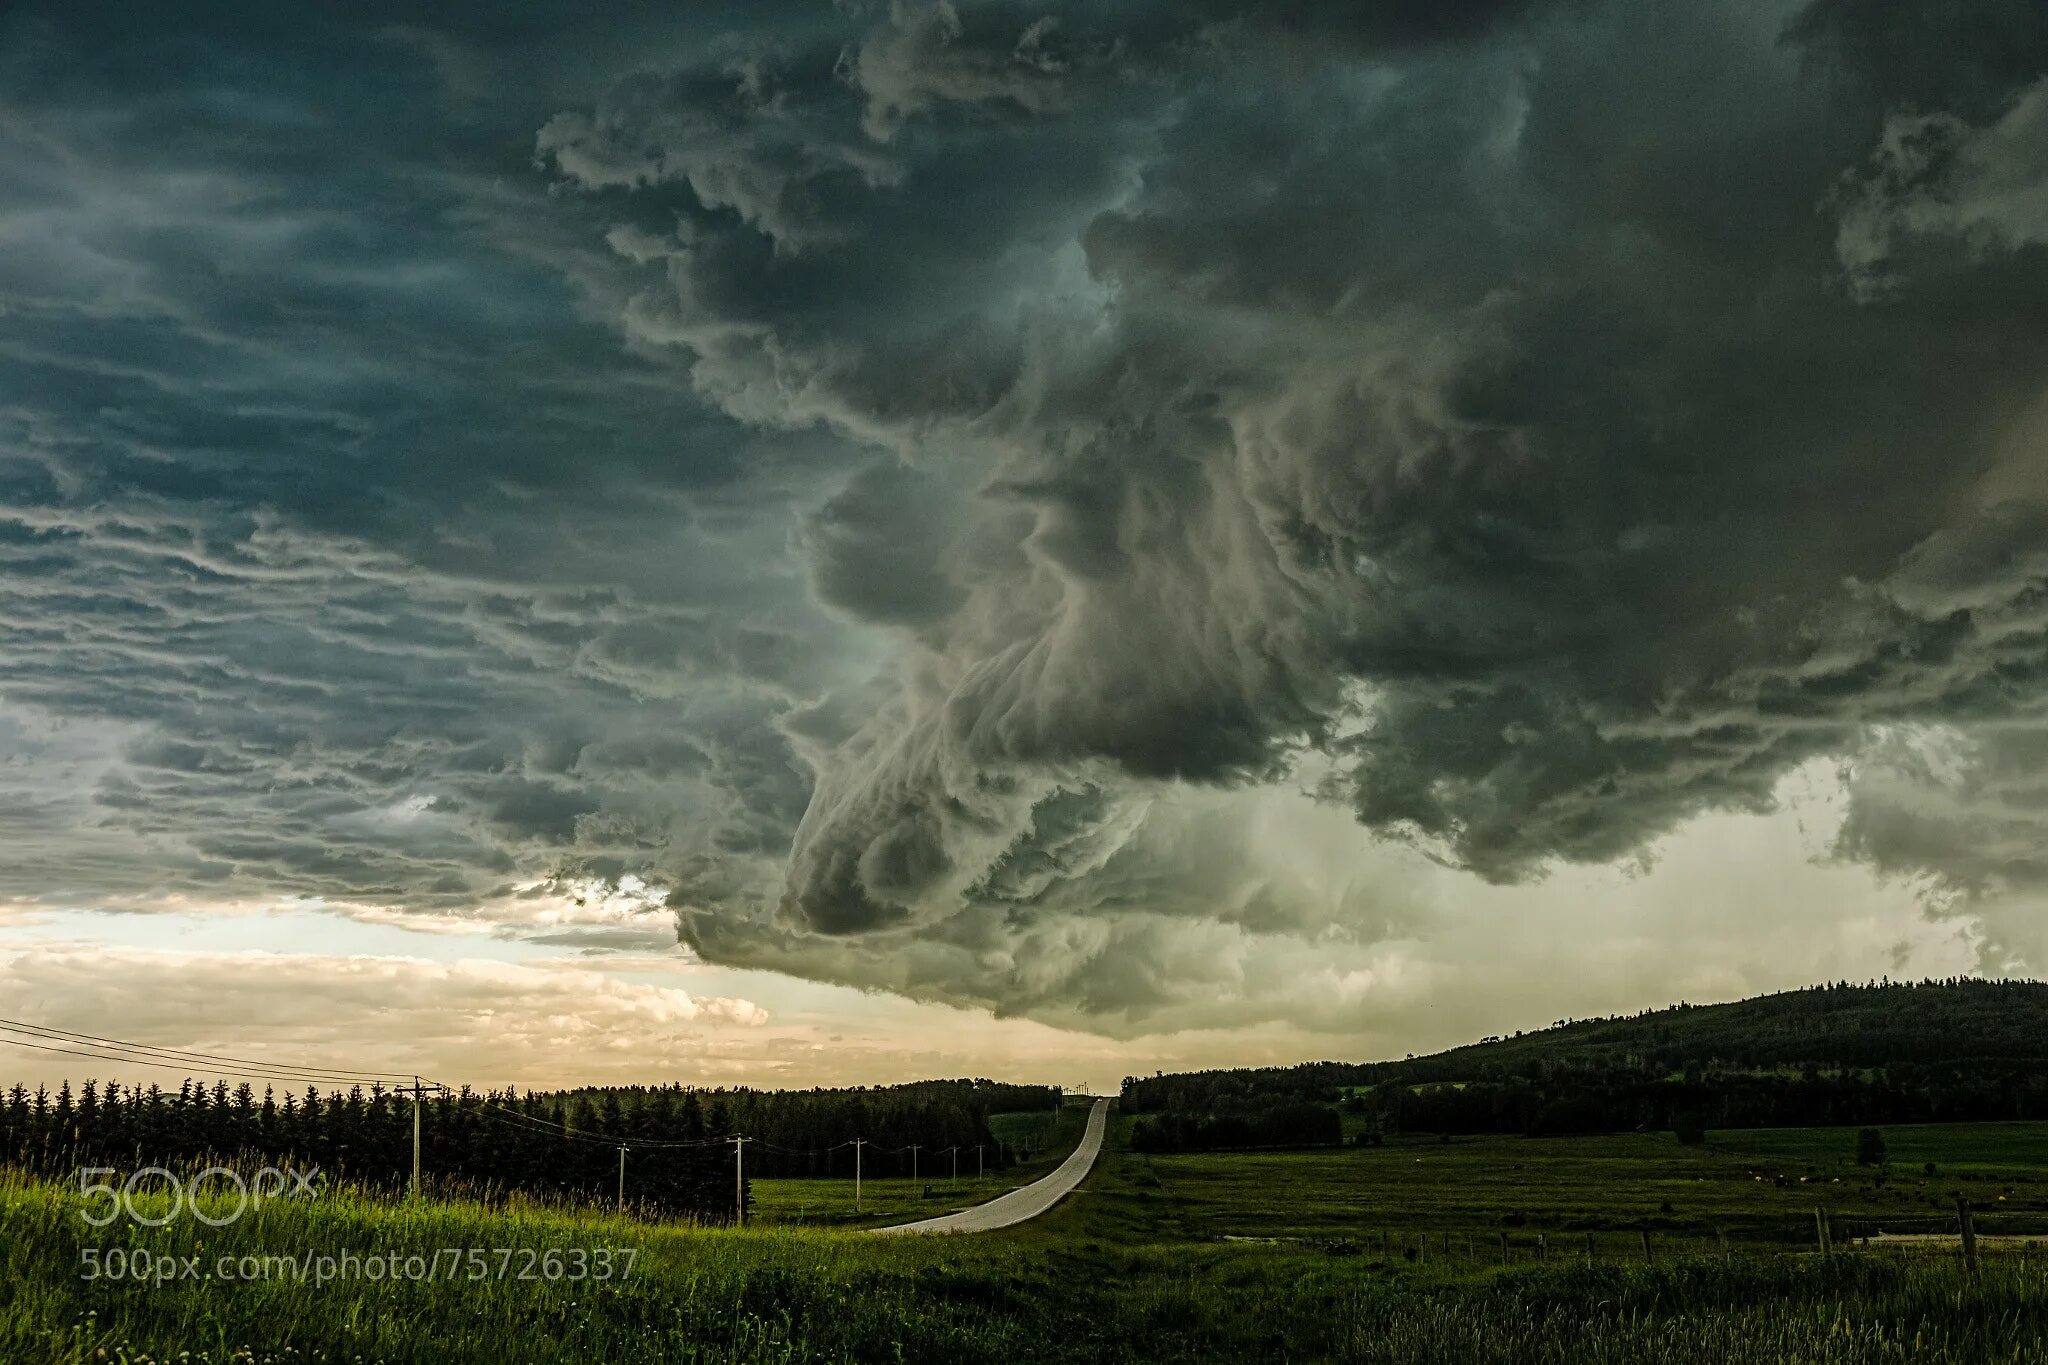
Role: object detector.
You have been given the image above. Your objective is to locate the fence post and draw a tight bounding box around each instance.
[1499,1230,1509,1265]
[1716,1226,1729,1260]
[1957,1195,1979,1273]
[1815,1207,1829,1256]
[1538,1232,1548,1262]
[1585,1231,1595,1264]
[1380,1230,1390,1258]
[1640,1229,1654,1263]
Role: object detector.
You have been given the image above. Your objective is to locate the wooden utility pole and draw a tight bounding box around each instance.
[617,1145,627,1211]
[397,1078,445,1198]
[975,1144,985,1180]
[853,1139,865,1213]
[949,1146,958,1184]
[733,1135,749,1226]
[910,1144,921,1185]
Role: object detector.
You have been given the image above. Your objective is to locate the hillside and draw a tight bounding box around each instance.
[1122,979,2048,1141]
[1402,978,2048,1079]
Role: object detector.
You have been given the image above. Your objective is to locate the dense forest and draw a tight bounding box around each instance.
[1121,980,2048,1148]
[1128,1102,1342,1154]
[0,1076,1060,1221]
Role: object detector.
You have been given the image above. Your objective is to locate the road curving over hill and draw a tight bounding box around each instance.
[872,1099,1111,1236]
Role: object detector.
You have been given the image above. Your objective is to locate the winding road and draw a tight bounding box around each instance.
[872,1099,1111,1235]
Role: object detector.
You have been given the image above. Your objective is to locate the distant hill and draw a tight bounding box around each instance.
[1397,978,2048,1079]
[1122,980,2048,1145]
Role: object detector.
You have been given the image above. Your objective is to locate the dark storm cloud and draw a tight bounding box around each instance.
[531,0,2048,1006]
[6,0,2048,1029]
[0,3,848,918]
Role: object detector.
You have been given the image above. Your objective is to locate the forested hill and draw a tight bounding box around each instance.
[1401,978,2048,1080]
[1121,980,2048,1136]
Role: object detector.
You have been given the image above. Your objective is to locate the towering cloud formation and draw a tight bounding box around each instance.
[531,0,2048,993]
[3,0,2047,1034]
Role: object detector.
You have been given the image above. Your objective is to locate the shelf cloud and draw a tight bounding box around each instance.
[3,0,2047,1036]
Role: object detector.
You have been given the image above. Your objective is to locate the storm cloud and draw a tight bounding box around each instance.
[4,0,2048,1034]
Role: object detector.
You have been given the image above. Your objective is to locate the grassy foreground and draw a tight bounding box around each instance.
[7,1128,2048,1363]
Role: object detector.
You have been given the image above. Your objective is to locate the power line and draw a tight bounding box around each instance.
[0,1030,413,1089]
[462,1097,728,1150]
[751,1138,854,1157]
[0,1015,1040,1182]
[0,1016,418,1081]
[0,1017,416,1085]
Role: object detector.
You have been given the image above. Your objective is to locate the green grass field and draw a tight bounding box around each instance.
[751,1104,1085,1228]
[10,1116,2048,1363]
[1709,1120,2048,1175]
[1120,1122,2048,1250]
[987,1107,1065,1156]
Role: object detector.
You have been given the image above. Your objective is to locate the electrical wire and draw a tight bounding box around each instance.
[0,1017,1029,1160]
[0,1017,417,1085]
[0,1031,414,1089]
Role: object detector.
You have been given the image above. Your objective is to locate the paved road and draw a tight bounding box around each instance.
[872,1099,1110,1236]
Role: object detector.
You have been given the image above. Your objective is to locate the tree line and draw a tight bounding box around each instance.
[1119,980,2048,1148]
[540,1079,1059,1178]
[0,1076,1061,1220]
[1128,1102,1342,1154]
[1358,1060,2048,1137]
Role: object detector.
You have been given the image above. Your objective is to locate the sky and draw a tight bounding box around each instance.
[1,0,2046,1094]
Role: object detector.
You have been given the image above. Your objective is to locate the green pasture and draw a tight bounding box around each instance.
[1116,1119,2048,1250]
[1708,1120,2048,1175]
[752,1103,1086,1228]
[11,1114,2048,1362]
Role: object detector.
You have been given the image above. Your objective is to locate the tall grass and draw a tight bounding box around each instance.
[1339,1256,2048,1363]
[5,1166,2046,1363]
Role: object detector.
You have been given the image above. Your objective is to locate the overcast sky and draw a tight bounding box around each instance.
[2,0,2046,1093]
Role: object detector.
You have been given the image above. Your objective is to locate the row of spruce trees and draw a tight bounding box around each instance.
[0,1077,1059,1221]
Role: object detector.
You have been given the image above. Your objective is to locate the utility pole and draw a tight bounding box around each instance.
[398,1077,446,1198]
[733,1135,749,1226]
[853,1139,865,1213]
[910,1144,921,1186]
[617,1145,627,1211]
[949,1146,958,1184]
[975,1144,984,1180]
